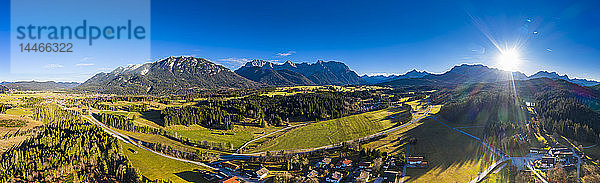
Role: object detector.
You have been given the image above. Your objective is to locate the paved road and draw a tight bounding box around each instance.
[469,160,506,183]
[400,144,409,183]
[526,159,549,183]
[83,115,258,183]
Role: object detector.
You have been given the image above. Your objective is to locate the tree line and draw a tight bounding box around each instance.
[161,106,240,130]
[196,92,358,126]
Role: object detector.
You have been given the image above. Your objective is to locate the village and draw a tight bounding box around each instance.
[199,153,426,183]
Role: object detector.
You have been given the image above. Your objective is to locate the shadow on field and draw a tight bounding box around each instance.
[141,109,165,126]
[174,169,208,183]
[379,117,499,182]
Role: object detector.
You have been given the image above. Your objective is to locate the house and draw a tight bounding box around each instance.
[220,176,241,183]
[255,167,269,180]
[316,157,332,168]
[336,159,352,169]
[306,170,319,178]
[221,162,239,171]
[529,148,548,154]
[355,170,370,182]
[407,157,423,165]
[358,162,372,169]
[549,148,571,156]
[326,171,343,183]
[541,157,555,168]
[407,157,427,168]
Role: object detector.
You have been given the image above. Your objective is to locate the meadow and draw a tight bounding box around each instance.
[251,107,407,152]
[119,141,211,183]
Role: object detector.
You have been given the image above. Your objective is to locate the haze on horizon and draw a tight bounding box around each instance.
[0,0,599,82]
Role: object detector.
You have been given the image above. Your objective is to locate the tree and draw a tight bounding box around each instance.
[547,164,568,183]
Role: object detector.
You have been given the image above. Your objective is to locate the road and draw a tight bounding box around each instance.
[235,121,314,154]
[400,144,409,183]
[231,101,433,158]
[83,115,258,183]
[469,160,507,183]
[526,159,549,183]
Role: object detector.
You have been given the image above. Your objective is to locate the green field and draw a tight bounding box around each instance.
[119,141,211,182]
[167,124,284,149]
[4,107,33,116]
[251,107,406,152]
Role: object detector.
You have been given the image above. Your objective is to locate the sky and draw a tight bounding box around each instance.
[1,0,600,82]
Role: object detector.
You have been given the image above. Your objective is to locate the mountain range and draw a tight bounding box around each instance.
[74,56,261,95]
[235,60,365,86]
[379,64,600,89]
[361,69,431,84]
[528,71,599,86]
[4,56,596,95]
[0,81,80,91]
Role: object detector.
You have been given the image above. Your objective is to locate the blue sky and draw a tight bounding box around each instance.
[1,0,600,82]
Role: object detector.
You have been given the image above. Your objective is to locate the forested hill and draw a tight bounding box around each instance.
[235,60,366,86]
[439,78,600,144]
[0,85,7,93]
[592,84,600,93]
[74,56,262,95]
[1,81,79,91]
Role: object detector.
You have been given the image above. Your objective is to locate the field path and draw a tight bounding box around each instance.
[235,121,314,154]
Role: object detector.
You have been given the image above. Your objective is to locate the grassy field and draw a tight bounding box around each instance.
[401,118,500,183]
[251,107,406,152]
[0,114,43,153]
[4,107,33,116]
[362,104,442,155]
[167,124,284,149]
[119,141,211,182]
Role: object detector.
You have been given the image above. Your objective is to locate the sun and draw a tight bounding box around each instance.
[497,48,521,71]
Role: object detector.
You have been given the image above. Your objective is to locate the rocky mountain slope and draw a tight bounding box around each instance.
[75,56,261,95]
[361,69,431,84]
[235,60,365,86]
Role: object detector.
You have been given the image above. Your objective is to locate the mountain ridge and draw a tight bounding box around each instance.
[235,60,365,86]
[75,56,261,95]
[361,69,431,84]
[379,64,599,88]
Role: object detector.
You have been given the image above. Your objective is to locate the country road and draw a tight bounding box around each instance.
[83,115,258,183]
[235,121,314,154]
[232,100,433,158]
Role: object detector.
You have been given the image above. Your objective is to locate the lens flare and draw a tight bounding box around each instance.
[497,48,521,71]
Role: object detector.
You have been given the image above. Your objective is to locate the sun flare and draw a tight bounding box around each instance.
[497,48,521,71]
